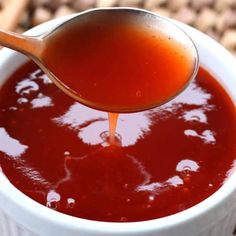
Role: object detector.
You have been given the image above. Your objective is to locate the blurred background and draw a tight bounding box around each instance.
[1,0,236,57]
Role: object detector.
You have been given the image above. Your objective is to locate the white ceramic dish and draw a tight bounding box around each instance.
[0,9,236,236]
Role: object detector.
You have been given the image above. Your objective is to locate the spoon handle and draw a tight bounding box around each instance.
[0,29,43,58]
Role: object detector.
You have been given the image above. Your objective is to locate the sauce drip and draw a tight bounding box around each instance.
[41,14,195,113]
[108,113,119,144]
[0,62,235,222]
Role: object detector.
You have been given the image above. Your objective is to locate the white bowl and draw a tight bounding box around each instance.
[0,9,236,236]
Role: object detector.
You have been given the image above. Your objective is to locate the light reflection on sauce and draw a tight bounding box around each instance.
[0,128,28,158]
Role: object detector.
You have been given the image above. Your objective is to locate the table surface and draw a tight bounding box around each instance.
[13,0,236,58]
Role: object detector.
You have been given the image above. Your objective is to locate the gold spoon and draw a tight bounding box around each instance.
[0,8,199,113]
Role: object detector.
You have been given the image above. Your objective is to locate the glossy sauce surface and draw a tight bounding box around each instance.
[41,15,195,112]
[0,62,235,222]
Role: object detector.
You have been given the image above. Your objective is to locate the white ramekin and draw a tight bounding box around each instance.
[0,9,236,236]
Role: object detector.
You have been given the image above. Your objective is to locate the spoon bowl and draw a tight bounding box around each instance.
[0,8,199,113]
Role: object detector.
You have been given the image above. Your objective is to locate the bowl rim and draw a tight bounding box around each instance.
[0,7,236,235]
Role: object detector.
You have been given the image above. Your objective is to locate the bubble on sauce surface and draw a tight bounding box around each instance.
[148,195,155,201]
[123,183,129,189]
[126,198,131,203]
[176,159,200,173]
[8,106,18,111]
[17,97,28,105]
[67,198,75,208]
[208,183,213,188]
[46,190,61,209]
[64,151,71,156]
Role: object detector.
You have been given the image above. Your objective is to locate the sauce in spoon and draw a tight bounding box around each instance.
[41,11,197,113]
[0,8,198,140]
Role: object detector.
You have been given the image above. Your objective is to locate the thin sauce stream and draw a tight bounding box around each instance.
[108,113,119,144]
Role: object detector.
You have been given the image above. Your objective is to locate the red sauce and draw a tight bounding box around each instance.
[41,14,195,113]
[0,62,235,222]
